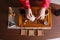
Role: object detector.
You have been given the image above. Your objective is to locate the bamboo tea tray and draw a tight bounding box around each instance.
[19,7,52,29]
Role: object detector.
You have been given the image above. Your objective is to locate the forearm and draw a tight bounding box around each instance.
[19,0,30,9]
[41,0,50,9]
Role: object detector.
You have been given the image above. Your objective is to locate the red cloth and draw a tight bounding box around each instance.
[19,0,50,9]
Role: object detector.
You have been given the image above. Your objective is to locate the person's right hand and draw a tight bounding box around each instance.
[26,8,36,22]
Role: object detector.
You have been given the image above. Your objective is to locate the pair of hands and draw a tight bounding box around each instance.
[26,8,46,22]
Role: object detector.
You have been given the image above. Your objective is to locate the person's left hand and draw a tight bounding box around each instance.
[37,8,46,20]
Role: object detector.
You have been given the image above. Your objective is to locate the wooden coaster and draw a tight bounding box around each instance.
[29,30,35,36]
[21,29,27,35]
[37,30,44,36]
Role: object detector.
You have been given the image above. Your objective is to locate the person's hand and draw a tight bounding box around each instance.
[37,8,46,20]
[26,8,36,22]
